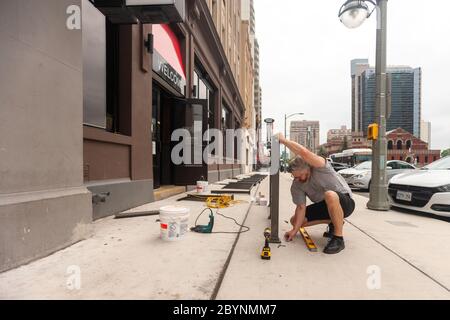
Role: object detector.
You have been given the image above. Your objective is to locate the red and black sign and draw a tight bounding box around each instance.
[152,24,186,94]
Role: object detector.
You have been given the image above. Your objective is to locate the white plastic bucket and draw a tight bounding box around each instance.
[159,206,190,242]
[196,181,209,194]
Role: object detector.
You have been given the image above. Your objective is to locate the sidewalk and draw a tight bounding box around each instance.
[0,178,263,300]
[216,174,450,300]
[1,174,449,300]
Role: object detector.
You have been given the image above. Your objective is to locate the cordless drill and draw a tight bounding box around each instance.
[261,228,271,260]
[191,212,215,234]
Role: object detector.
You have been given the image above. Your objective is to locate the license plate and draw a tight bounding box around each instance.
[397,191,412,202]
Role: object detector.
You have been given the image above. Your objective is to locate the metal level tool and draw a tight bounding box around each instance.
[299,228,318,252]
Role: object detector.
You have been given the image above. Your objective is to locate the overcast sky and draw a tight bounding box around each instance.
[254,0,450,151]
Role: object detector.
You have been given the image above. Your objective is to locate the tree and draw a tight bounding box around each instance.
[318,146,328,158]
[442,148,450,158]
[280,151,290,172]
[340,136,349,152]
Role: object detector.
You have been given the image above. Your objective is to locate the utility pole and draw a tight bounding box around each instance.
[368,0,390,211]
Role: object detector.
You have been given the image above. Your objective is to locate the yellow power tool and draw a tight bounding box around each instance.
[261,228,272,260]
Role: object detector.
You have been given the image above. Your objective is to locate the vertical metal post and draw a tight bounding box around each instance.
[264,118,275,213]
[269,136,281,243]
[368,0,390,211]
[284,115,287,172]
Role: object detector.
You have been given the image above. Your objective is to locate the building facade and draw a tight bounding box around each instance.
[351,59,370,133]
[387,128,440,166]
[241,0,262,169]
[1,0,92,273]
[290,121,320,154]
[1,0,257,272]
[320,125,353,156]
[350,131,371,149]
[327,125,352,142]
[420,120,432,147]
[205,0,256,173]
[351,59,422,137]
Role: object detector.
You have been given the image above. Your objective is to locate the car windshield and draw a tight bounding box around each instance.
[424,157,450,170]
[354,161,372,170]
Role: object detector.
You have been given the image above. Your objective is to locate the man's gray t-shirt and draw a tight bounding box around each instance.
[291,162,352,206]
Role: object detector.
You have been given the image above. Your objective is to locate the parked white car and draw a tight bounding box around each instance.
[339,160,416,190]
[338,161,372,184]
[388,156,450,218]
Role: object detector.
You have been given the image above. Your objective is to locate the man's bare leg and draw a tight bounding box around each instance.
[290,216,331,228]
[302,219,332,228]
[324,191,345,237]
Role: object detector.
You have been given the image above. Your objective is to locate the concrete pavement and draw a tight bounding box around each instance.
[1,173,449,300]
[0,178,263,300]
[216,174,450,300]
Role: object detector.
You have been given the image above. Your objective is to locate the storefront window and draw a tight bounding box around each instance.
[194,69,216,154]
[222,103,232,158]
[82,0,106,129]
[82,0,130,135]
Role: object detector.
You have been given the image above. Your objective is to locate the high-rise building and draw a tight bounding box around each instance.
[241,0,262,168]
[206,0,242,81]
[351,59,370,133]
[351,59,422,137]
[290,121,320,154]
[420,120,432,146]
[206,0,258,173]
[254,39,262,137]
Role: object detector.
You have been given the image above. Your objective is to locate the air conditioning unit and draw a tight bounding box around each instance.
[89,0,185,24]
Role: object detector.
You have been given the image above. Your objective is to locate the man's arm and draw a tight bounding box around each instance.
[285,205,307,242]
[292,205,306,231]
[277,133,326,169]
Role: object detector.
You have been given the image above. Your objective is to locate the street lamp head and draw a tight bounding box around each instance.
[338,0,374,29]
[286,112,304,119]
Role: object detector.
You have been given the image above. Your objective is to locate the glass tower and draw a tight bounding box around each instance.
[360,66,421,137]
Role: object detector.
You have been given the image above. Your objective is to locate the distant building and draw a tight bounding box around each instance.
[351,59,370,133]
[350,131,371,149]
[241,0,262,169]
[351,59,422,137]
[420,120,431,146]
[290,121,320,154]
[320,125,353,156]
[327,125,352,142]
[387,128,440,166]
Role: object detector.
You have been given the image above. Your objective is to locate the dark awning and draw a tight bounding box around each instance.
[90,0,185,24]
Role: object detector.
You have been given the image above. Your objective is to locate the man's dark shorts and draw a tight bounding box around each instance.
[305,192,355,222]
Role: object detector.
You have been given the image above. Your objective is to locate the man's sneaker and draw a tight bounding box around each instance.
[323,236,345,255]
[323,223,334,239]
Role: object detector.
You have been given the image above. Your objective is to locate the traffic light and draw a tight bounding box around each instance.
[368,124,379,141]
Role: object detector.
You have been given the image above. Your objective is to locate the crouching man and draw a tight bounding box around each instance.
[277,133,355,254]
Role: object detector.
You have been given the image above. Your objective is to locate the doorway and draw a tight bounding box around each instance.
[152,82,209,189]
[152,84,173,189]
